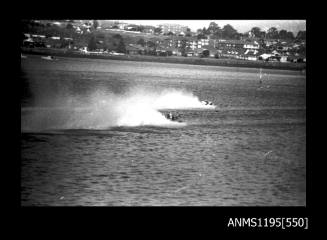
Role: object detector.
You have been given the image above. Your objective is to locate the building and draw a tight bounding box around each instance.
[142,25,155,34]
[217,39,244,50]
[161,36,214,51]
[126,44,145,55]
[22,38,34,47]
[117,22,128,30]
[198,38,209,47]
[32,34,46,38]
[188,39,198,50]
[280,55,288,63]
[53,22,62,26]
[159,24,188,35]
[259,53,273,60]
[246,54,258,61]
[79,46,88,53]
[243,41,260,49]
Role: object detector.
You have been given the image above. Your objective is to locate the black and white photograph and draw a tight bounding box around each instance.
[21,19,306,206]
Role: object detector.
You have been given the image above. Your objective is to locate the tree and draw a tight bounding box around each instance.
[113,34,123,40]
[286,31,295,40]
[259,31,267,39]
[137,25,145,32]
[202,49,210,58]
[60,39,70,48]
[185,28,192,37]
[137,38,145,46]
[66,23,73,30]
[202,27,210,35]
[117,40,126,53]
[222,24,238,39]
[233,33,242,40]
[250,27,262,38]
[154,27,162,34]
[207,22,222,39]
[102,42,108,51]
[87,34,97,51]
[296,31,306,40]
[278,29,288,39]
[179,38,187,55]
[93,20,99,29]
[208,22,218,33]
[197,32,207,39]
[112,34,126,53]
[147,41,156,48]
[267,27,278,39]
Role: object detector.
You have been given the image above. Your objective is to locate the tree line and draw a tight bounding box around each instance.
[197,22,306,40]
[21,20,306,54]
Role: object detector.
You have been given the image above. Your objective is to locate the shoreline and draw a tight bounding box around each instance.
[21,47,306,71]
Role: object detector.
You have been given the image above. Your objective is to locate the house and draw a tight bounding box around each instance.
[246,55,258,61]
[188,39,198,50]
[79,46,88,53]
[117,22,128,30]
[241,46,263,61]
[292,43,300,49]
[109,51,125,56]
[287,54,306,63]
[259,53,273,60]
[22,38,34,47]
[142,25,155,34]
[32,34,46,38]
[161,47,181,56]
[217,40,247,59]
[168,48,180,56]
[271,50,281,56]
[194,48,205,57]
[201,45,217,57]
[243,41,260,49]
[182,37,198,50]
[244,50,260,61]
[155,46,174,56]
[200,38,209,45]
[198,38,209,48]
[126,44,145,55]
[280,55,288,63]
[217,40,244,50]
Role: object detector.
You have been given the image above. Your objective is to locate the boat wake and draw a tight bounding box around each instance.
[21,88,214,132]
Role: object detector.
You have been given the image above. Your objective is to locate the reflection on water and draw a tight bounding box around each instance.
[21,56,306,206]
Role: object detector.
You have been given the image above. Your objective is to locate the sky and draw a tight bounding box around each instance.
[111,20,306,34]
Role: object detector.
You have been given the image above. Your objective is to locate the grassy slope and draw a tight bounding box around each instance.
[21,47,306,71]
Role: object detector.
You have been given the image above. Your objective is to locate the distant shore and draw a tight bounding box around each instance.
[21,47,306,71]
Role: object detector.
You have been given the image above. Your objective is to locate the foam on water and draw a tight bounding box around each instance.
[21,88,214,131]
[138,89,215,110]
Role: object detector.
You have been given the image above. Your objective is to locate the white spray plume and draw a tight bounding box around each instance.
[21,87,215,131]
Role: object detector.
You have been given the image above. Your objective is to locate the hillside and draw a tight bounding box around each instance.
[21,20,169,51]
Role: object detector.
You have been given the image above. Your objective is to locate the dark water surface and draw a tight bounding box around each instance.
[21,55,306,206]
